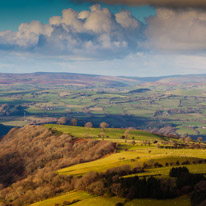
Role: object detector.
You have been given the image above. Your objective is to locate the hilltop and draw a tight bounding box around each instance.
[1,72,206,88]
[0,72,141,88]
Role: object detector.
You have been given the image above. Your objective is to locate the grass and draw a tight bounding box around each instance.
[30,191,91,206]
[125,196,191,206]
[45,124,165,141]
[44,124,206,177]
[125,164,206,179]
[30,191,190,206]
[2,84,206,137]
[58,147,206,176]
[58,151,141,176]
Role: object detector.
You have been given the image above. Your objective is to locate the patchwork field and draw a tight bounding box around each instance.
[1,73,206,140]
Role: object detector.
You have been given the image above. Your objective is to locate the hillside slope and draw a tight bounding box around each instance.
[0,72,141,88]
[0,125,117,205]
[0,125,117,186]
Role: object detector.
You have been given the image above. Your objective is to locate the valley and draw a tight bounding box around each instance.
[1,73,206,139]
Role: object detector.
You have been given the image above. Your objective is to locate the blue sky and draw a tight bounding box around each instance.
[0,0,155,31]
[0,0,206,76]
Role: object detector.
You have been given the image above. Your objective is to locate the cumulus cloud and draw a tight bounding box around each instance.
[145,8,206,51]
[1,4,206,61]
[78,0,206,8]
[115,10,139,28]
[0,5,141,59]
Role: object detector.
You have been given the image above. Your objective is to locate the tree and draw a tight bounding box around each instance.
[84,122,93,128]
[132,140,136,146]
[169,167,189,177]
[179,136,185,143]
[124,129,131,140]
[169,139,174,145]
[185,136,192,143]
[100,132,105,138]
[70,118,77,126]
[100,122,109,131]
[58,117,66,125]
[197,137,203,143]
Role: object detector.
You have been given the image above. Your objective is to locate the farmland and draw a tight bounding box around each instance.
[1,73,206,140]
[31,191,190,206]
[27,124,206,206]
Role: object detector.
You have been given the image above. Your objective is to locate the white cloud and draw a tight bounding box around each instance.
[0,5,140,59]
[84,6,113,33]
[2,4,206,65]
[115,10,139,29]
[145,8,206,51]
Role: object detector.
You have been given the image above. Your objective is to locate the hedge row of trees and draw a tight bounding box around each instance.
[75,167,206,206]
[0,163,205,205]
[58,117,109,130]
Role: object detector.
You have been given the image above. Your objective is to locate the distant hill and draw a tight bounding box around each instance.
[0,72,142,88]
[125,74,206,85]
[1,72,206,88]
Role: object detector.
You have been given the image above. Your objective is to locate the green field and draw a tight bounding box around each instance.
[30,191,190,206]
[42,124,206,177]
[45,124,165,141]
[1,80,206,139]
[58,149,206,176]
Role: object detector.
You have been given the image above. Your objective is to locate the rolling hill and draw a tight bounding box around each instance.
[0,124,206,206]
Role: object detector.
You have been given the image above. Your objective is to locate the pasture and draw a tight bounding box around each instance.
[30,191,191,206]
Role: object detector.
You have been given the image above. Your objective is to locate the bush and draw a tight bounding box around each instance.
[182,160,190,165]
[169,167,190,178]
[115,203,124,206]
[176,174,205,189]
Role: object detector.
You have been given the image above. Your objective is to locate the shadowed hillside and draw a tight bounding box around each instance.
[0,124,13,138]
[0,125,116,186]
[0,125,117,205]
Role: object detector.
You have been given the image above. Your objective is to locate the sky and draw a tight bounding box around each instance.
[0,0,206,77]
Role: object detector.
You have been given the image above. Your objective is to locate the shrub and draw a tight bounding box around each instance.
[169,167,190,178]
[182,160,190,165]
[115,203,124,206]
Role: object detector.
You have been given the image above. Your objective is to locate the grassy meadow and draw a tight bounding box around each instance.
[30,191,191,206]
[27,124,206,206]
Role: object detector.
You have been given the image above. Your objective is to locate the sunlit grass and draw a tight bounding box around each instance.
[30,191,190,206]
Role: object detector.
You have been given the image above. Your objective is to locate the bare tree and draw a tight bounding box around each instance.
[70,118,77,126]
[197,137,203,144]
[100,122,109,131]
[185,136,192,143]
[100,132,105,138]
[124,128,132,140]
[179,136,185,143]
[85,122,93,128]
[169,139,174,145]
